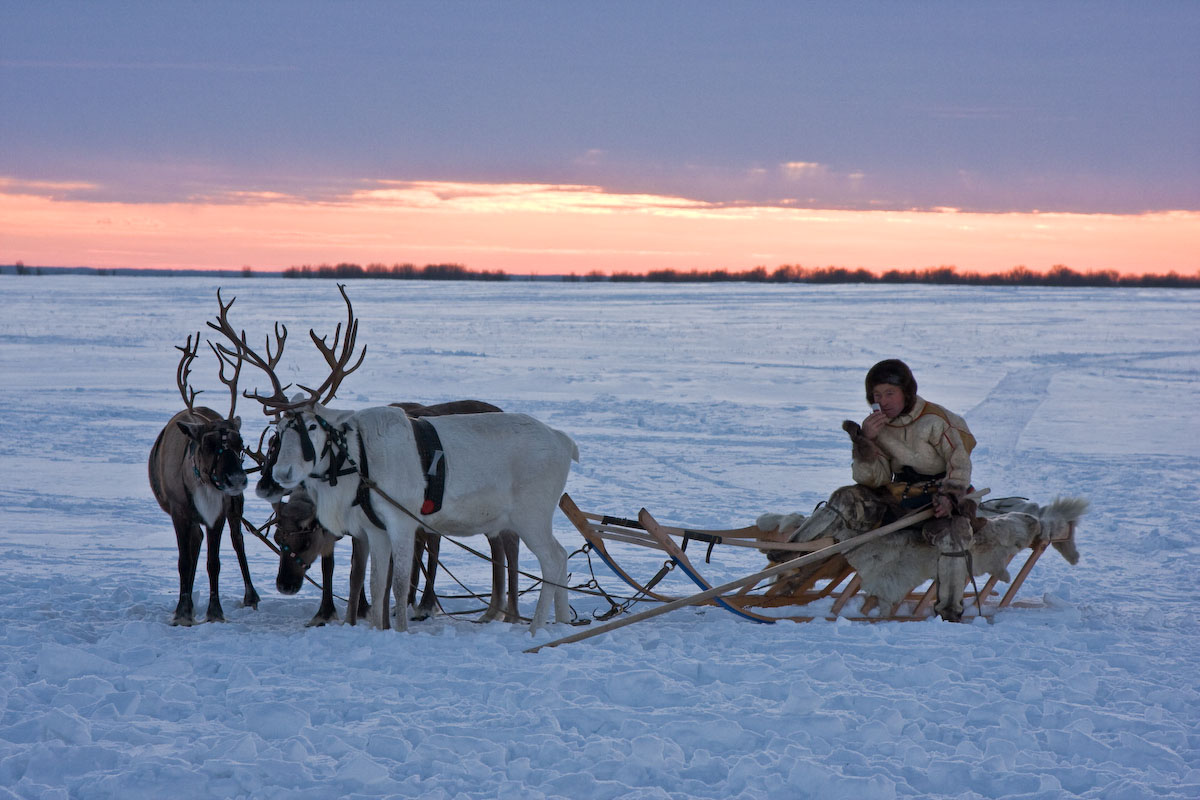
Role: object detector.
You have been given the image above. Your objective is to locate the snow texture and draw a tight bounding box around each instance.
[1,276,1198,799]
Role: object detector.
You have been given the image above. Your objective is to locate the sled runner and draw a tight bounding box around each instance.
[560,490,1081,624]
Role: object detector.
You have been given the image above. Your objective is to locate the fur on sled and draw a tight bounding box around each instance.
[756,496,1087,608]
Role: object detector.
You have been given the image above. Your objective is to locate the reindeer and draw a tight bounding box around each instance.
[147,324,259,625]
[223,285,577,633]
[262,400,522,627]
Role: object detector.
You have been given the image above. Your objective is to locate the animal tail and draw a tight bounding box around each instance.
[1039,495,1088,566]
[1040,496,1089,526]
[557,429,580,463]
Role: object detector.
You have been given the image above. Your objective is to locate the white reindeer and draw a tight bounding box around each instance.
[270,403,577,632]
[215,284,577,633]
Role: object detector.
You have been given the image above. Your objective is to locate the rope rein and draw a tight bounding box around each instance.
[248,421,999,623]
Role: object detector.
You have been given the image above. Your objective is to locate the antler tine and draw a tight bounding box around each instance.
[174,332,203,411]
[300,283,367,406]
[207,339,243,420]
[242,425,275,468]
[265,321,288,369]
[206,288,294,416]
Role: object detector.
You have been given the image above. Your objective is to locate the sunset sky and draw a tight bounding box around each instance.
[2,2,1197,276]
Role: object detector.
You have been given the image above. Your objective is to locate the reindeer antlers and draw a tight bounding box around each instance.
[206,284,365,416]
[207,289,293,415]
[296,283,367,407]
[208,340,243,420]
[175,332,203,411]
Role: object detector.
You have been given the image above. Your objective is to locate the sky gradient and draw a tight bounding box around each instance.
[2,2,1198,276]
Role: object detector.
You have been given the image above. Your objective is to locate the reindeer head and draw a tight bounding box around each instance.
[271,400,356,489]
[176,415,247,495]
[273,489,337,594]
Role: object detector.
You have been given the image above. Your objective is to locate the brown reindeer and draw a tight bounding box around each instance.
[148,323,259,625]
[266,400,521,627]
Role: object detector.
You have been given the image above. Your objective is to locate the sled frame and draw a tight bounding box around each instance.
[561,492,1071,623]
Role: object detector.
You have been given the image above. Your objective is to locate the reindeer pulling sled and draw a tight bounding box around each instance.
[151,284,1086,648]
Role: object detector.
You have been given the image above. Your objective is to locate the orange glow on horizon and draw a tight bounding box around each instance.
[1,179,1197,277]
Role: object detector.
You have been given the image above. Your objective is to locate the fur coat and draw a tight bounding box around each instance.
[851,396,974,492]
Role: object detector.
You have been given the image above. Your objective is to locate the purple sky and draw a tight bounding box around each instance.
[2,1,1197,215]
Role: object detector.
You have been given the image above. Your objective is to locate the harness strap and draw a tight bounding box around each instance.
[351,430,388,530]
[680,530,723,563]
[292,415,580,597]
[410,417,447,515]
[939,549,985,612]
[278,543,311,570]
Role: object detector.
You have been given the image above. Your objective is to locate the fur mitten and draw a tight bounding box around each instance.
[842,419,881,461]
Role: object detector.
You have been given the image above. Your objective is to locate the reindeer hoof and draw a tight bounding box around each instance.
[243,590,261,610]
[170,615,195,627]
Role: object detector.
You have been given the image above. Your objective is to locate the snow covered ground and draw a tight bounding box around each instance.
[1,275,1198,799]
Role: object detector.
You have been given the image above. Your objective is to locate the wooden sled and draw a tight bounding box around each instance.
[561,491,1074,623]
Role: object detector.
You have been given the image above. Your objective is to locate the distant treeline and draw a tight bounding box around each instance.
[607,264,1199,288]
[283,262,508,281]
[278,261,1199,288]
[5,261,1197,288]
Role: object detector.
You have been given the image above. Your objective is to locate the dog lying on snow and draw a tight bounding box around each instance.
[756,495,1087,610]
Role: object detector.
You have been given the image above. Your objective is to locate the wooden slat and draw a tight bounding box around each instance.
[829,574,863,615]
[999,541,1048,608]
[640,509,779,624]
[529,500,965,653]
[559,493,676,603]
[911,583,938,617]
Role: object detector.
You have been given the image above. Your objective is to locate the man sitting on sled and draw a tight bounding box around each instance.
[787,358,981,621]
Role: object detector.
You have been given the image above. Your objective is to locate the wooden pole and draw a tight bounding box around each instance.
[525,490,987,653]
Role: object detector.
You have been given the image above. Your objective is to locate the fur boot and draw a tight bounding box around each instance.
[923,515,974,622]
[789,484,890,544]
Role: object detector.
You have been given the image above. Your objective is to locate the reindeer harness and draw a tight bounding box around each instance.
[187,426,244,486]
[283,411,448,532]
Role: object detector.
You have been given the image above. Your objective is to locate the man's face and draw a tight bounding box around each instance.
[871,384,905,419]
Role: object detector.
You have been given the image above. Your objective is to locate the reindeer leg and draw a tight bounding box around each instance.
[308,553,338,627]
[346,537,368,626]
[366,530,392,630]
[171,514,202,626]
[227,496,260,610]
[480,535,506,622]
[408,531,424,609]
[387,527,416,633]
[413,533,439,621]
[520,516,569,632]
[203,517,226,623]
[503,532,520,624]
[382,554,394,630]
